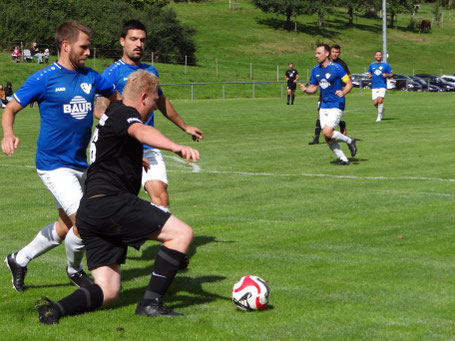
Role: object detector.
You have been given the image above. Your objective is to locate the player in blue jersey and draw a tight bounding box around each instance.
[1,21,120,292]
[95,20,203,215]
[368,51,393,122]
[300,44,357,165]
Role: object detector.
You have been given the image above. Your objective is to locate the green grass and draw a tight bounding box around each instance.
[1,91,455,339]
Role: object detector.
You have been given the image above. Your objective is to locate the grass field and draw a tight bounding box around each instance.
[0,91,454,340]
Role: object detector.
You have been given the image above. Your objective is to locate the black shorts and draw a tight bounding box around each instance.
[76,193,171,270]
[287,83,296,91]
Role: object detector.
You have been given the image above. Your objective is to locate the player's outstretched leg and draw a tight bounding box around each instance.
[35,283,104,325]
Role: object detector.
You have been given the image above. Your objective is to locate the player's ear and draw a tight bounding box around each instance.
[61,40,71,53]
[120,37,125,48]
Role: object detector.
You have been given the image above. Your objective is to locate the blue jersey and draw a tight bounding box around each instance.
[310,62,348,110]
[102,59,162,127]
[102,59,164,150]
[368,62,392,89]
[14,62,116,171]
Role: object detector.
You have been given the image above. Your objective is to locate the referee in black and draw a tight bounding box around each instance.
[35,70,200,324]
[285,62,299,105]
[309,44,351,145]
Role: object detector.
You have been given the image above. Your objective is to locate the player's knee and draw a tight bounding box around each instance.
[98,282,121,305]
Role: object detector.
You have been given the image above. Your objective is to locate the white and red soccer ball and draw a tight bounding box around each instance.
[232,275,270,311]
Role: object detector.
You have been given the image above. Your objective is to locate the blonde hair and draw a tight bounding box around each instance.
[123,70,160,100]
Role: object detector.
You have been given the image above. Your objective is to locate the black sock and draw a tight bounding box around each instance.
[142,245,185,304]
[291,95,295,104]
[314,119,321,139]
[55,283,104,318]
[286,94,290,103]
[339,120,346,132]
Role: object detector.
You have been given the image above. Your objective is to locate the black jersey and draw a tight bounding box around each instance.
[85,101,144,197]
[332,58,351,76]
[285,69,299,84]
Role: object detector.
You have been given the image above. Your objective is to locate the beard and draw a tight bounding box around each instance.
[69,50,86,70]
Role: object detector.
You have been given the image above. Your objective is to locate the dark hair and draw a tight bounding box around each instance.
[55,21,92,52]
[376,50,382,54]
[331,44,341,50]
[317,44,331,54]
[121,20,147,38]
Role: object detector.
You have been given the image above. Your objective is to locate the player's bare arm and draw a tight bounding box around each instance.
[383,72,393,78]
[94,91,122,119]
[294,74,299,83]
[337,77,353,97]
[299,83,318,94]
[157,94,204,142]
[1,99,23,157]
[128,123,200,163]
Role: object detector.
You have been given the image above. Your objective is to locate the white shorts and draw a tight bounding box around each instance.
[372,88,386,100]
[37,167,86,216]
[319,108,343,129]
[141,148,168,189]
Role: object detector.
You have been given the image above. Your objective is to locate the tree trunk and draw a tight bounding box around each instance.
[389,11,395,28]
[348,6,354,26]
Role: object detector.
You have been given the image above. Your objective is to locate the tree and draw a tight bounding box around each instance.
[252,0,314,30]
[0,0,196,65]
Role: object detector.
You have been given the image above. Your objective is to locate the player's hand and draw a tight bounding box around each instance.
[185,126,204,142]
[299,83,307,92]
[142,157,150,171]
[1,134,20,157]
[173,145,200,163]
[335,90,344,98]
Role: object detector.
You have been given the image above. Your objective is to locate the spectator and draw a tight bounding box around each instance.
[43,49,50,64]
[5,82,13,103]
[12,46,21,62]
[0,84,6,108]
[31,42,43,64]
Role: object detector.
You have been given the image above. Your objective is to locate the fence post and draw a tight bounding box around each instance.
[306,69,309,83]
[281,83,283,98]
[185,56,188,74]
[250,63,253,80]
[216,58,218,77]
[359,80,362,95]
[277,65,279,82]
[222,84,225,100]
[252,82,255,99]
[93,48,96,69]
[191,84,193,102]
[151,52,154,65]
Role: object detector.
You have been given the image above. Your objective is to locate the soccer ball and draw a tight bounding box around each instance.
[232,275,269,311]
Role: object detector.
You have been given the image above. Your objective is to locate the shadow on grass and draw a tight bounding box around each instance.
[330,157,366,165]
[27,282,73,290]
[126,235,231,263]
[107,274,229,311]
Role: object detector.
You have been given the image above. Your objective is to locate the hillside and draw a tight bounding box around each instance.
[1,0,455,99]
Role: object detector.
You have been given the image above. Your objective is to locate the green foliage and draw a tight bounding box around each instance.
[0,0,196,64]
[252,0,314,26]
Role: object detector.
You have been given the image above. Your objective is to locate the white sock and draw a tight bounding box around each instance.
[15,222,62,267]
[65,227,85,275]
[378,103,384,115]
[332,131,352,144]
[328,140,348,162]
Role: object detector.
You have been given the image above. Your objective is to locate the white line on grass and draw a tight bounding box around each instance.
[165,156,455,183]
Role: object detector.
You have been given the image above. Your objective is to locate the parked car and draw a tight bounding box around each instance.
[441,75,455,86]
[414,74,455,92]
[351,73,372,89]
[390,73,422,91]
[410,76,444,92]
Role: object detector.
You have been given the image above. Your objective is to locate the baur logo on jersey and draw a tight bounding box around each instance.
[63,96,92,120]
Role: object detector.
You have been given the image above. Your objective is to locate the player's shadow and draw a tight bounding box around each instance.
[122,235,235,281]
[27,283,73,290]
[330,157,366,165]
[105,274,229,311]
